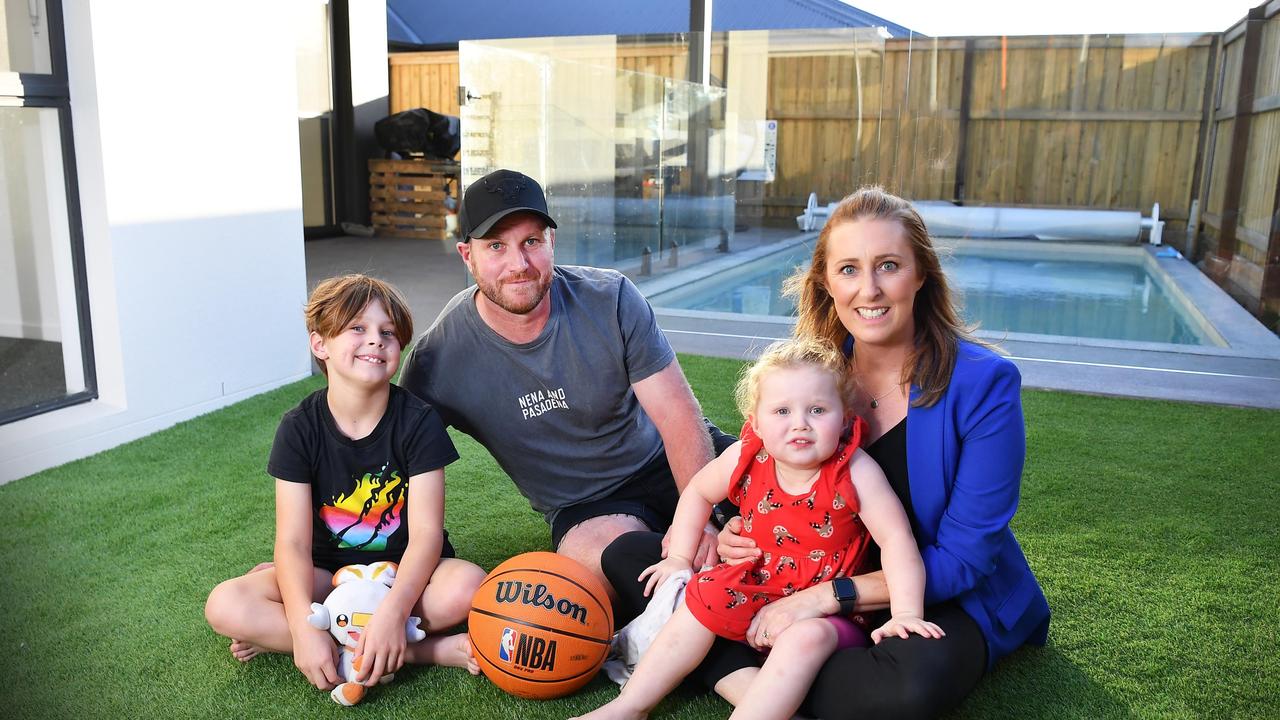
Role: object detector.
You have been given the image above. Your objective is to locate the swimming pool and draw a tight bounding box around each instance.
[646,239,1225,347]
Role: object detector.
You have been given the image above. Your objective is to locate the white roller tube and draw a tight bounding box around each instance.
[797,195,1164,244]
[912,202,1146,243]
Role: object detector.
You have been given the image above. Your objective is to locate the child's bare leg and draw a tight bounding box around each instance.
[571,605,717,720]
[204,564,332,661]
[728,618,837,720]
[405,558,487,673]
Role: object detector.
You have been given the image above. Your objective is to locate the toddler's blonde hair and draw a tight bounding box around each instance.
[734,338,856,419]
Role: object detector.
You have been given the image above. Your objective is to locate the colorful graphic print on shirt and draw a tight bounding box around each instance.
[318,463,405,551]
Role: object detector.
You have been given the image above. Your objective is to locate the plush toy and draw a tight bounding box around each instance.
[307,561,426,706]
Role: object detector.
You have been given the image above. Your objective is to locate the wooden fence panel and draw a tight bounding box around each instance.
[959,36,1211,233]
[1198,2,1280,313]
[389,52,460,116]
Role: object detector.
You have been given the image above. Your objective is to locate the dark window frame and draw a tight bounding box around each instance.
[0,0,97,426]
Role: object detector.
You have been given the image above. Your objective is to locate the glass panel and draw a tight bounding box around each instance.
[0,105,88,415]
[296,0,333,228]
[459,33,738,281]
[0,0,53,74]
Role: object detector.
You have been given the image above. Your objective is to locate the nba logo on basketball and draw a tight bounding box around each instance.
[499,627,515,662]
[499,629,557,672]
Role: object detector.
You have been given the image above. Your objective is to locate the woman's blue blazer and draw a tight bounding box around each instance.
[903,340,1050,668]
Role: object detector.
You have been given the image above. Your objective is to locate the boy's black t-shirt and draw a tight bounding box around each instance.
[267,384,459,572]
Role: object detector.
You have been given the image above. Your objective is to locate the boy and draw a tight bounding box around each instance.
[205,274,485,691]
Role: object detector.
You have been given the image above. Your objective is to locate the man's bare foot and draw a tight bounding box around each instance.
[229,639,265,662]
[569,699,648,720]
[408,633,480,675]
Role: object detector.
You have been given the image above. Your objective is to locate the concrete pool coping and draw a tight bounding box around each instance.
[639,237,1280,409]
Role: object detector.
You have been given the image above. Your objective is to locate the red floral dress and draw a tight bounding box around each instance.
[685,418,872,641]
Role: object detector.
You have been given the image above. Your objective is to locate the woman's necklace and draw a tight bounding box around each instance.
[867,381,903,409]
[853,349,906,409]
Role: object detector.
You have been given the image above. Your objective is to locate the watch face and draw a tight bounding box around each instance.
[833,576,855,600]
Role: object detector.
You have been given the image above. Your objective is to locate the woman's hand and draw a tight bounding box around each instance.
[638,555,693,598]
[870,614,946,644]
[292,624,341,690]
[354,607,410,686]
[716,516,762,565]
[745,586,832,650]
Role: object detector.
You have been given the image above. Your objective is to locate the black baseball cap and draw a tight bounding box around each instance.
[459,169,558,240]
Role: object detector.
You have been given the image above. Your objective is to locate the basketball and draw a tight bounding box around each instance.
[468,552,614,699]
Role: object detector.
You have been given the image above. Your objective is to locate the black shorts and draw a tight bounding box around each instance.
[313,529,455,574]
[549,419,738,548]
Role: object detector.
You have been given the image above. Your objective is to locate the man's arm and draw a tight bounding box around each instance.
[631,359,713,492]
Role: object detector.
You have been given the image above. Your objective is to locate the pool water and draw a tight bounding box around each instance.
[648,242,1218,346]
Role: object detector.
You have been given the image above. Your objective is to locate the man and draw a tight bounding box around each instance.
[399,169,731,595]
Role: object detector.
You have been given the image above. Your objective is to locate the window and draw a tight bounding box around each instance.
[1,0,95,424]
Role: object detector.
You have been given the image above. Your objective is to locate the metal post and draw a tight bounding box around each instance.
[1187,34,1219,259]
[1215,7,1265,263]
[687,0,712,198]
[689,1,712,86]
[953,39,975,204]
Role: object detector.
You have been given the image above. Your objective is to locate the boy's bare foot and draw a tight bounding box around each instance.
[408,633,481,675]
[222,561,275,662]
[229,639,265,662]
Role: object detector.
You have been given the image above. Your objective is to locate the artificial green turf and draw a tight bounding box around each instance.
[1,354,1276,719]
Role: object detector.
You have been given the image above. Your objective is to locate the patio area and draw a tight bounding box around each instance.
[304,234,1280,409]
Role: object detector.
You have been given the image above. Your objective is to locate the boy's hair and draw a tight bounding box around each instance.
[304,274,414,375]
[734,338,856,419]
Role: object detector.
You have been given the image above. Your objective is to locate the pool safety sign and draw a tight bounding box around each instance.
[763,119,777,182]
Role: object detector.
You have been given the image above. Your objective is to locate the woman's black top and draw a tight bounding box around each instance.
[860,417,921,570]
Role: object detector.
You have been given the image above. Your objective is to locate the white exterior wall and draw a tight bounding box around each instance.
[350,0,390,107]
[0,0,350,483]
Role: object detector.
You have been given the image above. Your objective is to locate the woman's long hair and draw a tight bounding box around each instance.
[783,186,979,407]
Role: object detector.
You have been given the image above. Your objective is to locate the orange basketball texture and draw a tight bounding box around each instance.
[468,552,614,699]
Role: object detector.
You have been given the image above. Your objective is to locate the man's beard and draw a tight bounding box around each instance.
[472,267,552,315]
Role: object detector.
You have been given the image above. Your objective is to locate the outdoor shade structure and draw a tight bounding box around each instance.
[386,0,913,46]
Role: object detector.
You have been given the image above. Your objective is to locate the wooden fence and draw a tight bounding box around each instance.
[388,4,1280,316]
[1199,0,1280,315]
[760,35,1216,241]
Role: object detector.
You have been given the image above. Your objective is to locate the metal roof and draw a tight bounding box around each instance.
[388,0,916,47]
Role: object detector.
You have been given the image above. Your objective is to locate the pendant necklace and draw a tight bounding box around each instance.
[868,382,903,409]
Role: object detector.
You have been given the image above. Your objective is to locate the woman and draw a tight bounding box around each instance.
[602,186,1049,719]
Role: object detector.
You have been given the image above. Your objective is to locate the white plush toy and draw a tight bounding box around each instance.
[307,561,426,706]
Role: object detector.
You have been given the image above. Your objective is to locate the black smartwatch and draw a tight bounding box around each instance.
[832,576,858,614]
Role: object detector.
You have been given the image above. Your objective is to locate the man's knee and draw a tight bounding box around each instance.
[558,515,649,590]
[558,514,648,557]
[600,530,662,579]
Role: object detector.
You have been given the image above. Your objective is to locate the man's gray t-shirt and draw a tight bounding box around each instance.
[398,265,675,522]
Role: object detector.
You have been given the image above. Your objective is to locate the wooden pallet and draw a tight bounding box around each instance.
[368,158,459,240]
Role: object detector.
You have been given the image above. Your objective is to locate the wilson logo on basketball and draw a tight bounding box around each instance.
[498,628,558,672]
[493,580,589,624]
